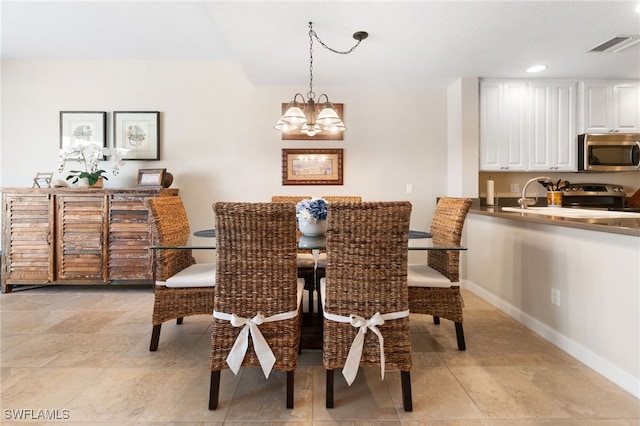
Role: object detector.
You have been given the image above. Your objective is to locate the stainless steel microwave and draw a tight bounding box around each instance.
[578,133,640,172]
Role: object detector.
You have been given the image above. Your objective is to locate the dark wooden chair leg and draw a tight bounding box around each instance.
[326,369,334,408]
[401,370,413,412]
[286,370,294,408]
[455,322,466,351]
[433,315,441,324]
[149,324,162,351]
[176,317,183,324]
[209,370,221,410]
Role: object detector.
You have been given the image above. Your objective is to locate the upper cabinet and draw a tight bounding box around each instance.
[479,80,528,171]
[579,80,640,134]
[480,79,577,172]
[528,80,577,171]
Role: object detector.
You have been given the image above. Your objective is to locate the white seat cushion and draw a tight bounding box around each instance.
[407,263,452,288]
[156,263,216,288]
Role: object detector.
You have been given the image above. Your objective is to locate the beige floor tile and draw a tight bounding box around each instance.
[390,364,484,421]
[1,366,104,409]
[312,367,402,422]
[451,365,573,419]
[401,421,493,426]
[223,366,313,422]
[1,308,78,334]
[62,366,173,422]
[137,367,237,422]
[526,364,640,419]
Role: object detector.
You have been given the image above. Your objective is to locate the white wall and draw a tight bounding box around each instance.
[465,213,640,397]
[1,59,462,256]
[447,77,479,198]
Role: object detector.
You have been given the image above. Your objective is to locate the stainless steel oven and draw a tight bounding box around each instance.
[562,183,628,210]
[578,133,640,172]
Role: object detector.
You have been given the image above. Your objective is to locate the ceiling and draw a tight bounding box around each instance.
[2,1,640,89]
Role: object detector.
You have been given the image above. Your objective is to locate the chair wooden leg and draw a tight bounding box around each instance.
[149,324,162,351]
[455,322,466,351]
[286,370,294,409]
[433,315,440,324]
[401,370,413,411]
[326,369,334,408]
[209,370,221,410]
[177,317,184,324]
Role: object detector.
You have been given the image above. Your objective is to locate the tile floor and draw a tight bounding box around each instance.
[1,285,638,425]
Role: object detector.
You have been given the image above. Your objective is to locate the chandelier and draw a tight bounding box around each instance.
[275,22,368,137]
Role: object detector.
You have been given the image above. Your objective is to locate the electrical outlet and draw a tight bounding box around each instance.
[511,183,520,193]
[551,288,561,306]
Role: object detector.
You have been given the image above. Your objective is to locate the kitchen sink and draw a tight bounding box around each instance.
[501,206,640,219]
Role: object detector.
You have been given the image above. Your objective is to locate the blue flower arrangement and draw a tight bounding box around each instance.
[296,198,328,223]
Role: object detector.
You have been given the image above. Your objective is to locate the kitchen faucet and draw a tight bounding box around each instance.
[518,176,552,209]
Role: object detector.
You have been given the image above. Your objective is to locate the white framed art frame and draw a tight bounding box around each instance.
[114,111,160,160]
[59,111,107,158]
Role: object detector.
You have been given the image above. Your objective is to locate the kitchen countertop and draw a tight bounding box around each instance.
[469,205,640,237]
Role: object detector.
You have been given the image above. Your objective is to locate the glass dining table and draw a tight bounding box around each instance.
[151,229,466,349]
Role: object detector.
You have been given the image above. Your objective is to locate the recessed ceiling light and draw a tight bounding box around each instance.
[526,65,547,73]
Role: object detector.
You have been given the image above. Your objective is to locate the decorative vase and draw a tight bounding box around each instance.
[298,219,327,236]
[91,178,104,188]
[162,172,174,188]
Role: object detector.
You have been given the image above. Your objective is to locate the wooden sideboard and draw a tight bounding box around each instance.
[1,187,179,293]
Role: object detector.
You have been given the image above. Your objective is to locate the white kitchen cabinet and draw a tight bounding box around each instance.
[479,80,528,171]
[528,80,577,171]
[580,80,640,133]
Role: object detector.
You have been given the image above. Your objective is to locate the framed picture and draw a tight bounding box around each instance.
[59,111,107,157]
[137,168,166,187]
[282,148,343,185]
[280,103,344,141]
[114,111,160,160]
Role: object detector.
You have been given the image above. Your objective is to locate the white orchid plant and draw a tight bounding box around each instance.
[296,198,328,224]
[58,140,129,186]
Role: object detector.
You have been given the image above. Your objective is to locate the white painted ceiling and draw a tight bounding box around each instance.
[2,1,640,89]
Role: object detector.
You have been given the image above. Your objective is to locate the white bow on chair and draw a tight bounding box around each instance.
[323,309,409,385]
[214,309,299,378]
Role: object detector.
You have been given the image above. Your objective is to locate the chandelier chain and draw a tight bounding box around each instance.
[308,23,315,100]
[307,22,364,101]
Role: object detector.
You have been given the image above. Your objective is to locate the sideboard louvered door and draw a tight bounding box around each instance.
[108,194,154,281]
[1,193,54,284]
[55,194,108,282]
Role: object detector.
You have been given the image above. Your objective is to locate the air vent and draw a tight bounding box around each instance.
[589,35,640,52]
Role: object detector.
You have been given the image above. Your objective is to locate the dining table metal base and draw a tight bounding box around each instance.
[301,312,323,349]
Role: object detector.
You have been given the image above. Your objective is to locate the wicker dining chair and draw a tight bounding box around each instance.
[145,196,216,351]
[271,195,320,313]
[321,201,413,411]
[314,196,362,306]
[271,195,312,203]
[321,195,362,202]
[209,202,304,410]
[407,197,472,351]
